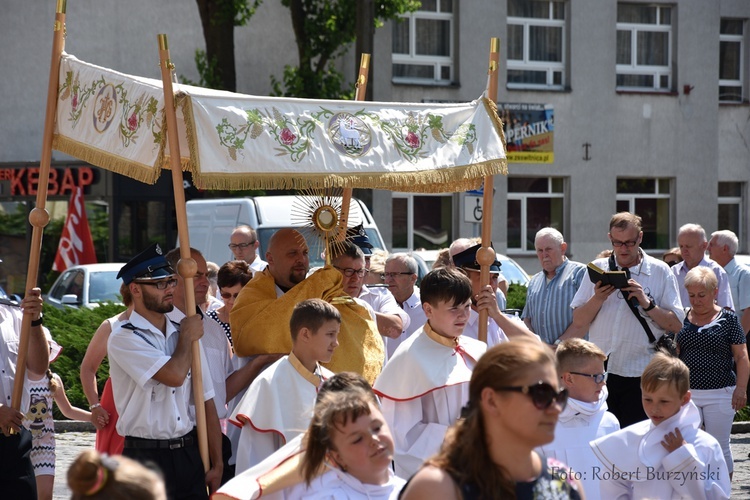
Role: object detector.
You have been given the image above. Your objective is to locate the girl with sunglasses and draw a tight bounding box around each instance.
[400,338,582,499]
[208,260,252,347]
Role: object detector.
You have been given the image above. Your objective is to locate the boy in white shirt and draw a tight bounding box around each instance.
[373,267,487,478]
[229,299,340,473]
[590,353,730,499]
[538,339,619,500]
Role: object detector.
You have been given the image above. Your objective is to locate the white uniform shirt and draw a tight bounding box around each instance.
[108,310,215,439]
[672,256,734,310]
[167,308,234,419]
[249,257,268,274]
[462,309,517,346]
[359,285,410,333]
[386,287,427,359]
[570,252,685,377]
[0,303,31,412]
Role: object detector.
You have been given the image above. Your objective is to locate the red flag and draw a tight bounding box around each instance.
[53,186,97,272]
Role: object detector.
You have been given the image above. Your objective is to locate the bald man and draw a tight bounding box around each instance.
[229,229,384,383]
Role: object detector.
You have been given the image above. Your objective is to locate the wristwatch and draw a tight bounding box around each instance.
[30,313,44,327]
[643,299,656,312]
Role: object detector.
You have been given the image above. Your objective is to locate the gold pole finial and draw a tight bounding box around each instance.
[158,34,169,51]
[360,53,370,69]
[490,37,500,53]
[57,0,67,14]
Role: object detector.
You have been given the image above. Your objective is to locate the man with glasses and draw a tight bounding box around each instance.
[109,243,224,498]
[566,212,684,426]
[230,229,383,383]
[382,253,426,358]
[228,225,266,273]
[522,227,586,347]
[331,242,408,344]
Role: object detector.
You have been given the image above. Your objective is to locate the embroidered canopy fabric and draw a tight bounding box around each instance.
[52,54,507,193]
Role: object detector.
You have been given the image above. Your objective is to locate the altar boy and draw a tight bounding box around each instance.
[590,353,730,499]
[373,267,487,478]
[229,299,339,474]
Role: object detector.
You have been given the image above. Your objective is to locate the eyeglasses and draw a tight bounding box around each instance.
[495,381,568,410]
[381,272,413,280]
[220,291,240,300]
[610,238,639,248]
[228,241,256,250]
[134,278,178,290]
[570,371,608,384]
[334,266,369,278]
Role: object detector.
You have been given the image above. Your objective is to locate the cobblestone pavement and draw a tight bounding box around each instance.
[53,428,750,499]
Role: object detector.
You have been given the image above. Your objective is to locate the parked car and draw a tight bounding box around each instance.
[0,284,21,303]
[45,263,125,309]
[411,249,531,286]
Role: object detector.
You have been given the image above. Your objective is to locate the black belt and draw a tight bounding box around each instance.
[124,433,195,450]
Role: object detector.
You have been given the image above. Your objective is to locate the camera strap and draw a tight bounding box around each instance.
[608,254,656,343]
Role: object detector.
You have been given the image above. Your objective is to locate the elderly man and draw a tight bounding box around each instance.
[709,230,750,335]
[229,225,267,272]
[522,227,586,346]
[566,212,684,426]
[331,242,407,339]
[452,243,537,346]
[0,288,47,500]
[230,228,382,382]
[108,244,224,498]
[672,223,733,310]
[382,253,427,358]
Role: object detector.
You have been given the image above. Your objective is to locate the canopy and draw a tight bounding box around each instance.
[52,53,507,192]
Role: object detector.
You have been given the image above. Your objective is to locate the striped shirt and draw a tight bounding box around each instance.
[725,258,750,313]
[522,259,586,344]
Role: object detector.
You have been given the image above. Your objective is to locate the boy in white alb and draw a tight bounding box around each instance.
[373,268,487,478]
[590,353,730,499]
[229,299,340,474]
[537,339,619,500]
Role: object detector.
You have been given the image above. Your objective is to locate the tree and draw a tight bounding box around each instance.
[193,1,418,98]
[194,0,263,91]
[274,0,420,99]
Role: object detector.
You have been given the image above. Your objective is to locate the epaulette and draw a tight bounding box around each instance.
[0,297,20,307]
[120,322,157,349]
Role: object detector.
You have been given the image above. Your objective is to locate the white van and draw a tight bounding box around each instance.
[182,196,385,267]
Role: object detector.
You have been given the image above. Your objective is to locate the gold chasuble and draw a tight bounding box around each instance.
[230,266,384,383]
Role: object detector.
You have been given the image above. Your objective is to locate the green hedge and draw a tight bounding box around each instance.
[44,302,126,419]
[506,283,527,311]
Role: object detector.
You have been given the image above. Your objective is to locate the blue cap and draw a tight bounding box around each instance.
[346,224,373,256]
[117,243,175,285]
[452,243,502,272]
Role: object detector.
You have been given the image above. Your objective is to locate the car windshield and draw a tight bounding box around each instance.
[88,271,122,303]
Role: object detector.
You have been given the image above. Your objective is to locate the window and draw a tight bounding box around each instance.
[718,182,744,244]
[720,19,745,103]
[616,3,672,91]
[392,0,454,84]
[392,193,453,250]
[507,0,566,89]
[507,177,565,252]
[616,178,671,249]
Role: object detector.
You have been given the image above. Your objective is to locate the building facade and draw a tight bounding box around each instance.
[1,0,748,286]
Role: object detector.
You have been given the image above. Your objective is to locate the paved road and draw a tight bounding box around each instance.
[53,427,750,499]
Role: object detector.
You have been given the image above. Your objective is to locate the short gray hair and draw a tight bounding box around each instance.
[684,266,717,291]
[534,227,564,247]
[386,253,418,274]
[678,223,706,242]
[711,230,739,257]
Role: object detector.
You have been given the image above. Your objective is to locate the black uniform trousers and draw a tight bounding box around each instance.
[0,427,37,500]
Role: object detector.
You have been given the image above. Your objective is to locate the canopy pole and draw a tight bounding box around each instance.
[12,0,67,412]
[477,38,500,344]
[157,34,209,472]
[338,53,371,242]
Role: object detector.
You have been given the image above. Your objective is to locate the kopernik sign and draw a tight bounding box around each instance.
[499,103,554,164]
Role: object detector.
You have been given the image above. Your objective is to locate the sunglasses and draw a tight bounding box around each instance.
[570,371,608,384]
[220,291,240,300]
[496,381,568,410]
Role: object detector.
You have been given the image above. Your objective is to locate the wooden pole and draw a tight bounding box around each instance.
[12,0,67,411]
[338,53,371,242]
[477,38,500,343]
[157,34,209,471]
